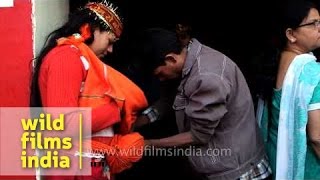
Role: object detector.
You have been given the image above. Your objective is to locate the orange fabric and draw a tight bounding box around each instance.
[88,133,144,174]
[56,35,148,174]
[80,23,91,41]
[57,35,111,104]
[57,35,148,133]
[106,65,148,134]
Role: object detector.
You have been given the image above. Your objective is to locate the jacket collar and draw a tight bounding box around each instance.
[182,38,202,78]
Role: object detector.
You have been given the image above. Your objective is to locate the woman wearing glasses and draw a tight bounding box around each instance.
[257,1,320,179]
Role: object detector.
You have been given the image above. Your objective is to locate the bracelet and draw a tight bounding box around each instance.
[142,107,159,123]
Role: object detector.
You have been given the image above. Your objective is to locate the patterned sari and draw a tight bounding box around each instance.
[258,54,320,179]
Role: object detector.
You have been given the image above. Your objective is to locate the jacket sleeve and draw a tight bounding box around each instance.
[185,75,230,144]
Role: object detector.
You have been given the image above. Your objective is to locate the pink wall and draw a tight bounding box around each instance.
[0,0,33,107]
[0,1,34,179]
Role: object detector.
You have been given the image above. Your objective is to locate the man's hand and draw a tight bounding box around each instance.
[133,115,150,130]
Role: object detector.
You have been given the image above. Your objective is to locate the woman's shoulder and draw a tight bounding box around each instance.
[294,53,320,73]
[43,45,82,66]
[46,45,81,58]
[303,60,320,73]
[299,59,320,86]
[40,45,86,76]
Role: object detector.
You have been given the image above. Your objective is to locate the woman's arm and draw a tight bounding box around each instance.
[307,110,320,158]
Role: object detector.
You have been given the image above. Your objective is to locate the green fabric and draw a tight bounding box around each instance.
[267,89,281,179]
[310,82,320,104]
[266,68,320,179]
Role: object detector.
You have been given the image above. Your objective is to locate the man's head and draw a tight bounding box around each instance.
[137,28,186,81]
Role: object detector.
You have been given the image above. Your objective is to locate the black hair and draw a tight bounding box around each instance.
[277,0,317,50]
[133,28,184,74]
[30,8,112,107]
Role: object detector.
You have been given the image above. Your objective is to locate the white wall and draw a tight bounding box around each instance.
[31,3,69,180]
[33,0,69,57]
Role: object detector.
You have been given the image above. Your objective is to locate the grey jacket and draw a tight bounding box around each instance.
[173,39,265,180]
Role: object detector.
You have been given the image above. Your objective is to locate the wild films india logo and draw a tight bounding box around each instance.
[20,113,72,168]
[0,107,92,176]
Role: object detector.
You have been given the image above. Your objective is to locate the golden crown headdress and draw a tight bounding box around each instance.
[84,0,123,38]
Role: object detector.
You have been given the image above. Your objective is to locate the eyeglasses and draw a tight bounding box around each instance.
[297,19,320,29]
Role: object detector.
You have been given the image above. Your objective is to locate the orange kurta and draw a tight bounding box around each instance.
[57,35,148,174]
